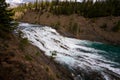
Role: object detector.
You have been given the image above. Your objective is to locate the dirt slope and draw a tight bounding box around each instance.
[0,34,73,80]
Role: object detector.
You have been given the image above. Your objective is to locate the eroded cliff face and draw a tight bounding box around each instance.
[19,10,120,45]
[0,34,73,80]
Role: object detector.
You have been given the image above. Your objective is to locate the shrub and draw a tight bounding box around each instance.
[56,74,60,79]
[35,52,41,56]
[18,30,24,38]
[100,23,107,30]
[24,54,32,61]
[46,13,50,18]
[50,51,57,60]
[52,21,60,30]
[0,29,11,39]
[112,20,120,32]
[45,66,49,72]
[68,22,80,35]
[19,38,29,50]
[51,51,57,57]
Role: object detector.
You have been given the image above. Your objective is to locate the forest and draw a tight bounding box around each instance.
[14,0,120,18]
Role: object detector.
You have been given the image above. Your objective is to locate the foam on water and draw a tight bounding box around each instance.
[18,23,120,80]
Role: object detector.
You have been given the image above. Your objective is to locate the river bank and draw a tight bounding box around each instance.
[0,33,73,80]
[18,10,120,45]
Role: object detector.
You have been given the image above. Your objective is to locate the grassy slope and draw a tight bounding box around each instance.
[19,10,120,45]
[0,34,73,80]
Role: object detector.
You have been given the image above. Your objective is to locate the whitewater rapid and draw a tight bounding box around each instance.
[17,22,120,80]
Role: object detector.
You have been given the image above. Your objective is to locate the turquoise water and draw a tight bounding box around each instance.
[81,41,120,65]
[19,22,120,80]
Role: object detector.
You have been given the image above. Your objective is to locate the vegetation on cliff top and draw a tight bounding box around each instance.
[12,0,120,44]
[13,0,120,18]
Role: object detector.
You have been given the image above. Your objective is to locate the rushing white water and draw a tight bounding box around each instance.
[17,22,120,80]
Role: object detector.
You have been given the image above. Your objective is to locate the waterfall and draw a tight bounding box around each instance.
[17,22,120,80]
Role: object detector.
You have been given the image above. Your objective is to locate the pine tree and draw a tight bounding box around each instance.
[0,0,15,33]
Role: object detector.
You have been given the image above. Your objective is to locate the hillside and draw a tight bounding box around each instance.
[0,34,73,80]
[18,10,120,45]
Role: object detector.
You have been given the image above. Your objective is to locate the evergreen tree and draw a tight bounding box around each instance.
[0,0,14,32]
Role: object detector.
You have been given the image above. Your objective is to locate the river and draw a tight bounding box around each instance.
[17,22,120,80]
